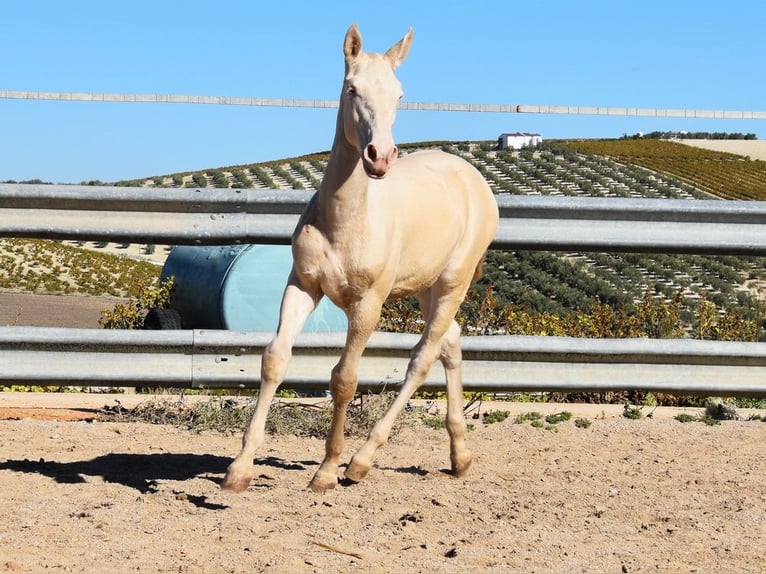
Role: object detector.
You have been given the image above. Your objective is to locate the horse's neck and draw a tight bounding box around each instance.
[316,131,370,238]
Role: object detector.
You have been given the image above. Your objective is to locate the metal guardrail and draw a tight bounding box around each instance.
[2,183,766,254]
[1,183,766,394]
[2,327,766,396]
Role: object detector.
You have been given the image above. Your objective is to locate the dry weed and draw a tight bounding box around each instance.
[100,391,417,438]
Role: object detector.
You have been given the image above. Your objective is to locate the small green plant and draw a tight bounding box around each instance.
[421,415,446,430]
[574,417,591,429]
[514,411,543,425]
[514,411,571,431]
[641,393,658,407]
[482,410,510,424]
[99,277,175,329]
[622,404,644,419]
[700,415,721,426]
[545,411,572,425]
[674,413,696,423]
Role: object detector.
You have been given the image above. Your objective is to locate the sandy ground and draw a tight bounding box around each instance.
[0,401,765,574]
[680,139,766,161]
[2,288,766,572]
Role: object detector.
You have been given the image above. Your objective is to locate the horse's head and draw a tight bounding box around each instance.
[340,24,413,179]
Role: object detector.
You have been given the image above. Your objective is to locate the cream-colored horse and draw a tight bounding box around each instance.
[222,24,499,494]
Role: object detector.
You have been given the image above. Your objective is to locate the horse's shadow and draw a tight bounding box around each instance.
[1,452,439,504]
[0,452,319,507]
[0,453,229,495]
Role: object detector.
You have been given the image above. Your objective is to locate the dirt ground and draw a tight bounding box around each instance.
[0,397,764,574]
[0,291,122,329]
[2,293,766,572]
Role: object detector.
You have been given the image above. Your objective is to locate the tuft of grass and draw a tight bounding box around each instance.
[574,417,592,429]
[514,410,574,431]
[622,404,644,420]
[482,410,510,424]
[421,415,446,430]
[514,412,543,425]
[545,411,572,425]
[674,413,697,423]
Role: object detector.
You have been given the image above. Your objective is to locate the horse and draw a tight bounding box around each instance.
[221,23,499,494]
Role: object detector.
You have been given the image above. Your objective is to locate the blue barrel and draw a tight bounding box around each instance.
[160,245,347,332]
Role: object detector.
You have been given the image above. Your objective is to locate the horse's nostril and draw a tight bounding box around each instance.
[366,144,378,162]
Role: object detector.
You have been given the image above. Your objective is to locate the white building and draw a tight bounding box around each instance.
[498,132,543,150]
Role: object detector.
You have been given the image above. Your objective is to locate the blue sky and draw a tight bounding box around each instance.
[1,0,764,183]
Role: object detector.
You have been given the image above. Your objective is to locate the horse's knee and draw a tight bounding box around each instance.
[329,364,357,403]
[439,327,462,370]
[261,342,290,383]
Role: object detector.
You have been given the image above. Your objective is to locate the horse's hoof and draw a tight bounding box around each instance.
[308,472,338,493]
[344,460,370,483]
[221,467,252,493]
[451,451,472,478]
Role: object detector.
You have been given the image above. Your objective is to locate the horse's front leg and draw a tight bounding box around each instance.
[221,275,320,493]
[308,297,381,493]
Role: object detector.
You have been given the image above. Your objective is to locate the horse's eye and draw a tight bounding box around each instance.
[347,85,358,97]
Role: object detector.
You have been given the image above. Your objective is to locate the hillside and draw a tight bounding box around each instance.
[111,139,766,323]
[561,139,766,200]
[114,138,766,201]
[3,139,764,340]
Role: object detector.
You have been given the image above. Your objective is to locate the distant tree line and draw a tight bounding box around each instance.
[622,131,758,140]
[2,178,51,184]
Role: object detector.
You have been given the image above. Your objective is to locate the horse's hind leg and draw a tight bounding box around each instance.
[221,277,320,493]
[439,319,471,476]
[345,285,469,482]
[417,291,471,475]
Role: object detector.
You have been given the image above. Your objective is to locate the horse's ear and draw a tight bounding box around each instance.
[344,23,363,61]
[385,27,413,70]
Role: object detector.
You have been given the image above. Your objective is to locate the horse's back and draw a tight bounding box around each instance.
[390,148,498,239]
[373,149,497,292]
[397,149,493,201]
